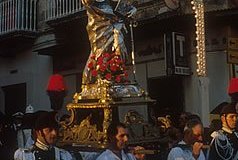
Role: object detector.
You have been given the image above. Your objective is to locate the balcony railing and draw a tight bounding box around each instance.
[0,0,37,35]
[45,0,84,21]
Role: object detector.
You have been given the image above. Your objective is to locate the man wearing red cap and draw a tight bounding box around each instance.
[14,111,73,160]
[208,103,238,160]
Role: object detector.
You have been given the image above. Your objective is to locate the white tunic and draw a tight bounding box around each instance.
[167,141,206,160]
[96,149,136,160]
[80,151,100,160]
[14,146,73,160]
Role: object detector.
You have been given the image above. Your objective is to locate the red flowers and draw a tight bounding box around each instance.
[91,70,98,77]
[87,61,94,69]
[115,75,121,83]
[105,73,112,80]
[87,52,128,83]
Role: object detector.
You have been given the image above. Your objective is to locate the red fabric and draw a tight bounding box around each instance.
[47,74,67,91]
[228,78,238,94]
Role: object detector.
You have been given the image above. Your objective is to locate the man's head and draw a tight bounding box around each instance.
[35,111,59,145]
[183,119,203,145]
[107,122,129,150]
[220,103,238,130]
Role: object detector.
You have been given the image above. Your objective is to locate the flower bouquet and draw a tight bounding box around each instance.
[87,52,129,83]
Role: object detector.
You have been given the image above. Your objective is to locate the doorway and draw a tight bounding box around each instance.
[2,83,26,116]
[148,76,184,124]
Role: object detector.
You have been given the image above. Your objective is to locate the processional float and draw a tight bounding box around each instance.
[59,0,161,150]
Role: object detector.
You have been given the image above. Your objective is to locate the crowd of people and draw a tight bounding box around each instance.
[0,76,238,160]
[11,111,146,160]
[6,100,237,160]
[165,102,238,160]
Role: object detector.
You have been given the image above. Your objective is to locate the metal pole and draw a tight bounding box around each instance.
[129,20,137,83]
[33,0,36,31]
[0,2,2,33]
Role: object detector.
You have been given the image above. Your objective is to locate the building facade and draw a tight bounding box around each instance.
[0,0,238,127]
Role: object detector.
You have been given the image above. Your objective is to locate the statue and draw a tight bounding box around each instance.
[82,0,137,84]
[59,0,154,148]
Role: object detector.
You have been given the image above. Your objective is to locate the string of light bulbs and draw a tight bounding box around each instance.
[191,0,206,76]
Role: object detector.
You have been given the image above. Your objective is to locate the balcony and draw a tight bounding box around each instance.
[45,0,85,25]
[0,0,38,56]
[0,0,37,37]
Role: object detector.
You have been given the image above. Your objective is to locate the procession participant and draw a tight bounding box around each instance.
[208,102,238,160]
[21,110,49,148]
[167,119,205,160]
[14,111,73,160]
[96,122,145,160]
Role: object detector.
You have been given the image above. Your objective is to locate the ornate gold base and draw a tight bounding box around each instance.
[59,79,157,149]
[74,79,148,102]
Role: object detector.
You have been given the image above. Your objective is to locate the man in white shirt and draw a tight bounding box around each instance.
[96,122,144,160]
[167,119,205,160]
[14,111,73,160]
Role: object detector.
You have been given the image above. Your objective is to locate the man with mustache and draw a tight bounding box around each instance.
[167,119,205,160]
[96,122,144,160]
[14,111,73,160]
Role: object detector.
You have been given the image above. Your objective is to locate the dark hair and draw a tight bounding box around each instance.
[107,122,127,142]
[184,119,203,132]
[183,119,203,144]
[188,114,201,122]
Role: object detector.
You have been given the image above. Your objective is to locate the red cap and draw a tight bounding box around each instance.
[47,74,67,91]
[228,78,238,94]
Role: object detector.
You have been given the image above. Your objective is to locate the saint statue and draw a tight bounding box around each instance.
[82,0,137,84]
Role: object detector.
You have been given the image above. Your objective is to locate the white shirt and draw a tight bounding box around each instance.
[24,136,34,148]
[14,146,73,160]
[80,151,100,160]
[167,141,205,160]
[96,149,136,160]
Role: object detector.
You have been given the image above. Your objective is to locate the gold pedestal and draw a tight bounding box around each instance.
[59,79,156,149]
